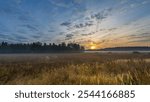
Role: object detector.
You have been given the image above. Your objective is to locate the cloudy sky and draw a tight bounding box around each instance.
[0,0,150,49]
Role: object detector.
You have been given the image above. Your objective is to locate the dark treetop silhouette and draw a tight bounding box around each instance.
[0,42,84,53]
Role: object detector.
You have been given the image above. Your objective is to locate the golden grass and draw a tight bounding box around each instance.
[0,53,150,85]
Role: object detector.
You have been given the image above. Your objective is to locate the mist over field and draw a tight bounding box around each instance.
[0,53,150,85]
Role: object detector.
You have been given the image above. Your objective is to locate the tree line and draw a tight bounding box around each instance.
[0,42,84,53]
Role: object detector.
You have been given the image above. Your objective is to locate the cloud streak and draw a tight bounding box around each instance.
[0,0,149,48]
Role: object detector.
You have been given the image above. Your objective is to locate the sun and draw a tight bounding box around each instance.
[90,46,96,50]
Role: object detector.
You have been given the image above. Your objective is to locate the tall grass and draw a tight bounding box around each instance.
[0,53,150,85]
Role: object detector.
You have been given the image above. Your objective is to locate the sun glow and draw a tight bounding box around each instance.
[87,42,98,50]
[90,46,96,50]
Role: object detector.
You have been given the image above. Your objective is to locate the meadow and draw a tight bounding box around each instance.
[0,53,150,85]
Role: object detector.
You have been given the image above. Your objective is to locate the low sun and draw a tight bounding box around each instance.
[90,46,96,50]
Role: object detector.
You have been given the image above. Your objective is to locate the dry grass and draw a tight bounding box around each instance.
[0,53,150,85]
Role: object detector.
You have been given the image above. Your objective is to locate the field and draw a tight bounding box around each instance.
[0,53,150,85]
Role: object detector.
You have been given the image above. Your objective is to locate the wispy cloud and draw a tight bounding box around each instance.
[48,0,73,8]
[0,0,149,48]
[60,21,71,27]
[21,24,39,31]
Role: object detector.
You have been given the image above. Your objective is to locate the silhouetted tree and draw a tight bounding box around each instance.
[0,42,84,53]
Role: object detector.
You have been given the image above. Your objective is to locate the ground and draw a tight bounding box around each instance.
[0,53,150,85]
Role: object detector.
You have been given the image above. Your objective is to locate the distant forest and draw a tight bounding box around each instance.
[99,46,150,51]
[0,42,84,53]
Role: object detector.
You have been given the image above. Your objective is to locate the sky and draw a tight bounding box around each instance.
[0,0,150,49]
